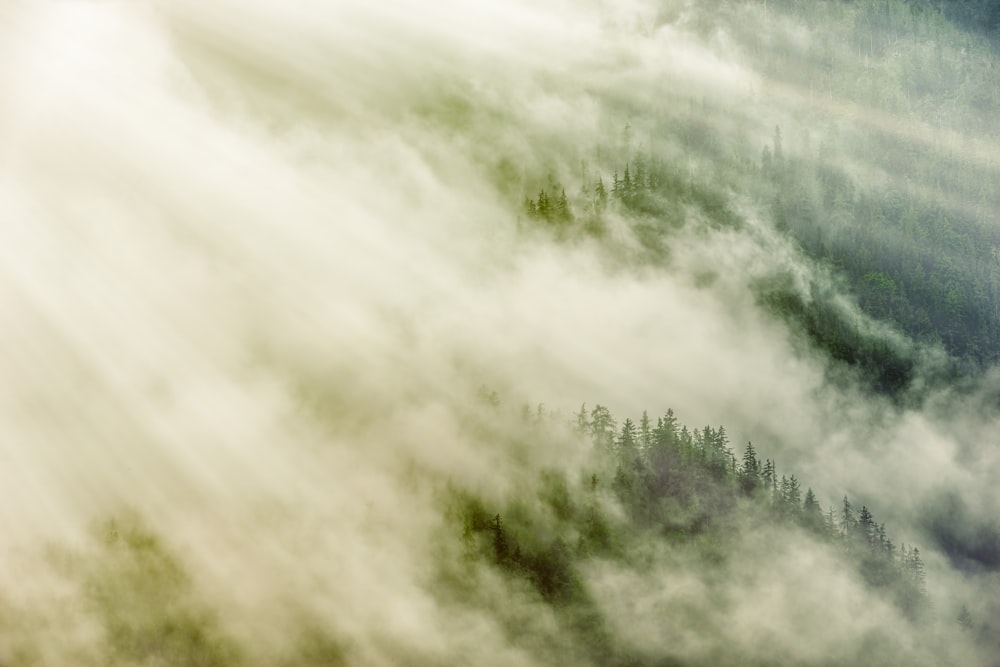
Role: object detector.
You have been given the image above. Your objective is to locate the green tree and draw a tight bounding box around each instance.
[740,442,761,496]
[842,496,855,538]
[595,177,607,211]
[639,411,652,453]
[589,405,616,454]
[536,189,551,219]
[858,505,875,546]
[554,188,570,222]
[803,487,823,531]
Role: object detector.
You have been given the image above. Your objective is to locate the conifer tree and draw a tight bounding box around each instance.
[524,197,537,218]
[762,459,775,495]
[858,505,875,546]
[555,188,570,222]
[589,405,616,454]
[639,411,651,454]
[595,177,607,211]
[784,475,801,510]
[842,496,855,538]
[803,488,823,531]
[740,442,761,495]
[537,189,551,219]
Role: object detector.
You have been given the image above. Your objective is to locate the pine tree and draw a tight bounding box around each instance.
[524,197,537,218]
[803,488,823,531]
[740,442,761,496]
[619,418,638,457]
[784,475,801,510]
[660,409,678,446]
[825,506,837,536]
[555,188,570,222]
[762,459,775,495]
[589,405,616,455]
[639,411,651,454]
[633,152,647,193]
[595,177,607,211]
[537,189,551,219]
[678,426,693,464]
[841,496,855,538]
[858,505,875,546]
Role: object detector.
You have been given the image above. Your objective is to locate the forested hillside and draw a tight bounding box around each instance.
[519,0,1000,392]
[448,403,942,665]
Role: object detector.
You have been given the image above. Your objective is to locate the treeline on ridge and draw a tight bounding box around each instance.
[449,404,934,665]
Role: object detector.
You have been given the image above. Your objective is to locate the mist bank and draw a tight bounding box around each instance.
[2,0,1000,664]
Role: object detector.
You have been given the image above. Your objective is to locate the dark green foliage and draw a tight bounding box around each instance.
[919,489,1000,570]
[452,406,930,664]
[524,184,573,226]
[754,272,921,396]
[23,515,361,667]
[276,627,349,667]
[739,442,761,496]
[514,0,1000,396]
[908,0,1000,37]
[802,487,824,533]
[771,152,1000,371]
[86,516,243,667]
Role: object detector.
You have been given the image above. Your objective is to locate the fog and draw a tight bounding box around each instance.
[1,0,997,664]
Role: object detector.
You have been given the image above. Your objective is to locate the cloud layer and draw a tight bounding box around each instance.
[1,0,997,663]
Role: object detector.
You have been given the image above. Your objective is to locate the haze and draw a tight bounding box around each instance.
[2,1,998,664]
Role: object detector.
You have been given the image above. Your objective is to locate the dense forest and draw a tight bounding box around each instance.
[3,0,1000,665]
[518,0,1000,396]
[449,402,943,665]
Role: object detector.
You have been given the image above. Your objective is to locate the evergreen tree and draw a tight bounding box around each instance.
[537,189,551,219]
[784,475,801,509]
[639,411,652,454]
[619,418,638,458]
[524,197,537,218]
[555,188,570,222]
[740,441,761,495]
[595,177,608,211]
[858,505,875,546]
[842,496,855,538]
[803,487,823,531]
[762,459,775,495]
[825,506,837,536]
[589,405,616,454]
